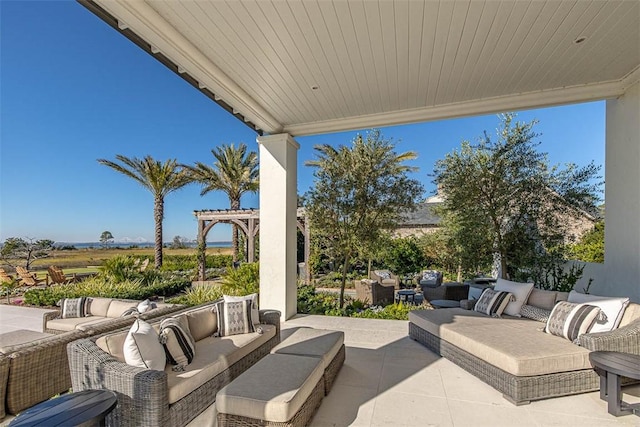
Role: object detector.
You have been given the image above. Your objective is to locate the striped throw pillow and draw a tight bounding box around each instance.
[159,315,196,370]
[215,300,256,337]
[545,301,602,342]
[59,297,91,318]
[473,289,514,317]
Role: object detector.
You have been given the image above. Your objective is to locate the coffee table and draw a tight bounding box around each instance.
[396,289,417,304]
[9,389,117,426]
[589,351,640,416]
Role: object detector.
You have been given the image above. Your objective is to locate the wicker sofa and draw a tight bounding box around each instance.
[68,301,282,427]
[0,301,182,418]
[43,297,178,334]
[409,295,640,405]
[369,269,400,290]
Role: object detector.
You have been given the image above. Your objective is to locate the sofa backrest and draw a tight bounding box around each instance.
[525,289,568,310]
[183,306,218,341]
[96,321,162,362]
[106,300,138,318]
[88,298,113,317]
[619,302,640,327]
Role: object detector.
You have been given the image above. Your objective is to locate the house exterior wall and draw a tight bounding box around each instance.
[601,80,640,302]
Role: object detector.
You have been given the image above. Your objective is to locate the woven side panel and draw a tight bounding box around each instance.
[324,344,345,394]
[0,356,9,419]
[408,322,602,404]
[6,329,87,414]
[217,376,325,427]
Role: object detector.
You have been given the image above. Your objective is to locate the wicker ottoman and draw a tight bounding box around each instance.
[216,354,325,427]
[271,328,345,394]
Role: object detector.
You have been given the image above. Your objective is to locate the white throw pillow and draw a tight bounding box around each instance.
[567,291,630,333]
[495,278,534,317]
[224,293,260,326]
[123,319,165,371]
[137,299,157,314]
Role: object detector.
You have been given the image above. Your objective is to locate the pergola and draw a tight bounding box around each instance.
[194,208,310,284]
[80,0,639,319]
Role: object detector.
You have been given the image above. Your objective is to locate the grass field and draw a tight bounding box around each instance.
[3,246,233,277]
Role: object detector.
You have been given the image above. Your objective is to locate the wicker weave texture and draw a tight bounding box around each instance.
[324,344,345,394]
[4,329,87,415]
[408,322,603,404]
[217,376,325,427]
[0,355,9,419]
[578,319,640,354]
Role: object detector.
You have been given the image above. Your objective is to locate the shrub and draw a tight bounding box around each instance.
[297,284,351,316]
[352,302,423,320]
[221,263,259,296]
[168,285,222,306]
[23,276,190,306]
[99,255,160,285]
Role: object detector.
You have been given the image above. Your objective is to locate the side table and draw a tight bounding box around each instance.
[589,351,640,416]
[9,389,117,426]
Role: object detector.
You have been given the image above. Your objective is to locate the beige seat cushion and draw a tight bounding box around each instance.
[271,328,343,368]
[47,316,111,332]
[166,324,276,404]
[88,298,113,317]
[410,309,592,376]
[216,353,324,423]
[106,300,138,317]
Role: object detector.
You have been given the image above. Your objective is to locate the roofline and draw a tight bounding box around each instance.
[78,0,265,136]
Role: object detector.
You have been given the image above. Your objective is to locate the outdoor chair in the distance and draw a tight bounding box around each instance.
[47,265,77,285]
[369,269,400,290]
[417,270,443,291]
[15,266,45,287]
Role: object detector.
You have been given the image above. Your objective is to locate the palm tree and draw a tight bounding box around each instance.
[98,155,190,268]
[184,143,259,261]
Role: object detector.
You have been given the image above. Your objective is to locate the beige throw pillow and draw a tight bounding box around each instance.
[123,319,165,371]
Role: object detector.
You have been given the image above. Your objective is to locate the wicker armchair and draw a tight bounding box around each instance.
[355,279,395,305]
[369,269,400,290]
[421,282,469,303]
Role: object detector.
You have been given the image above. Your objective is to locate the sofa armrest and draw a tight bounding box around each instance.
[67,338,169,426]
[42,310,62,334]
[578,319,640,354]
[259,309,281,336]
[0,355,9,419]
[6,330,87,415]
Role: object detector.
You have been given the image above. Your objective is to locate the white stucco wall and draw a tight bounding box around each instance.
[564,260,606,294]
[257,134,300,320]
[604,80,640,302]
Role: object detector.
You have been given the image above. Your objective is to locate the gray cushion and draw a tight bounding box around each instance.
[271,328,344,368]
[216,353,324,423]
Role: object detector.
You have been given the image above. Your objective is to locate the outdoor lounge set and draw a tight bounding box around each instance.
[409,279,640,405]
[68,297,345,426]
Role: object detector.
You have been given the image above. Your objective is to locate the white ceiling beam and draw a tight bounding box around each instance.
[284,73,639,137]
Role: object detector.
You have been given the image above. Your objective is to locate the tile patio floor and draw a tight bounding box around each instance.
[1,306,638,426]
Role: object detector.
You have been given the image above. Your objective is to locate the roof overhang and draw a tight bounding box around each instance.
[81,0,640,137]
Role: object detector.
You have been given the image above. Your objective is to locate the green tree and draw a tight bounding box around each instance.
[569,221,604,263]
[305,130,424,307]
[184,143,259,263]
[0,237,55,270]
[98,155,190,268]
[380,236,427,277]
[100,231,114,249]
[171,235,189,249]
[433,114,601,281]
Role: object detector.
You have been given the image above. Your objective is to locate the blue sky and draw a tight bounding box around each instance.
[0,1,605,244]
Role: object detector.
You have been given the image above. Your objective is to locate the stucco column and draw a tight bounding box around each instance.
[257,133,300,319]
[604,80,640,303]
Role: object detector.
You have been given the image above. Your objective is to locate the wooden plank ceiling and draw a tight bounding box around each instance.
[88,0,639,136]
